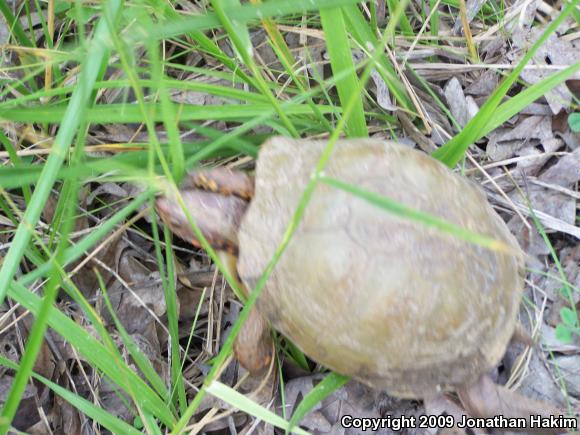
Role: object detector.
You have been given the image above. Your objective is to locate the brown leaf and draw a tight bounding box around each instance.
[540,323,580,354]
[423,395,479,435]
[104,249,166,334]
[0,374,40,431]
[539,148,580,186]
[487,116,553,161]
[550,355,580,398]
[510,27,580,114]
[465,70,499,96]
[444,77,478,129]
[51,394,82,435]
[503,342,569,409]
[458,375,565,433]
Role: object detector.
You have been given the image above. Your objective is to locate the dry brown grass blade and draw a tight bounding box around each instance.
[458,0,478,62]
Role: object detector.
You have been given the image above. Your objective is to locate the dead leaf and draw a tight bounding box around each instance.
[487,116,553,161]
[510,27,580,114]
[99,377,134,423]
[499,115,553,142]
[0,374,39,431]
[540,323,580,354]
[458,374,563,424]
[171,75,232,106]
[539,148,580,186]
[444,77,478,129]
[465,70,499,96]
[550,355,580,398]
[370,69,397,111]
[503,341,569,409]
[51,394,82,435]
[513,137,564,176]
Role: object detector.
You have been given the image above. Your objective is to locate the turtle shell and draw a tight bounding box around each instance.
[237,137,525,398]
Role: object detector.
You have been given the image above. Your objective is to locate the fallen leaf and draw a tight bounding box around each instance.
[550,355,580,398]
[444,77,478,129]
[510,27,580,114]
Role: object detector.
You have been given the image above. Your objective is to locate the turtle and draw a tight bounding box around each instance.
[156,137,567,427]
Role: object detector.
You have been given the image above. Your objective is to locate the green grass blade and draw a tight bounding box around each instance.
[319,175,515,253]
[211,0,299,137]
[0,139,84,430]
[320,7,368,137]
[569,113,580,132]
[0,102,339,123]
[206,381,310,435]
[432,2,577,167]
[430,0,440,42]
[287,373,349,434]
[158,224,188,412]
[386,0,414,35]
[0,0,122,306]
[217,0,253,62]
[257,12,333,132]
[141,412,163,435]
[1,192,173,427]
[18,191,151,286]
[6,280,175,426]
[485,63,580,135]
[148,0,363,41]
[289,373,350,429]
[0,0,33,47]
[0,357,142,435]
[341,4,413,112]
[97,273,171,403]
[148,29,185,180]
[137,0,259,89]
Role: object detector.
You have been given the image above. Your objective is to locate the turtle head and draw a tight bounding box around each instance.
[156,168,254,254]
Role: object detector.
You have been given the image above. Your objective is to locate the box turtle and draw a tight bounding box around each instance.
[157,137,566,425]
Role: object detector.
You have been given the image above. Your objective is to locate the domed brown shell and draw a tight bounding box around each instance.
[237,137,525,398]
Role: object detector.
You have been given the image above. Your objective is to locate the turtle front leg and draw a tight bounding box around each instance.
[184,168,254,200]
[457,374,573,434]
[233,305,274,374]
